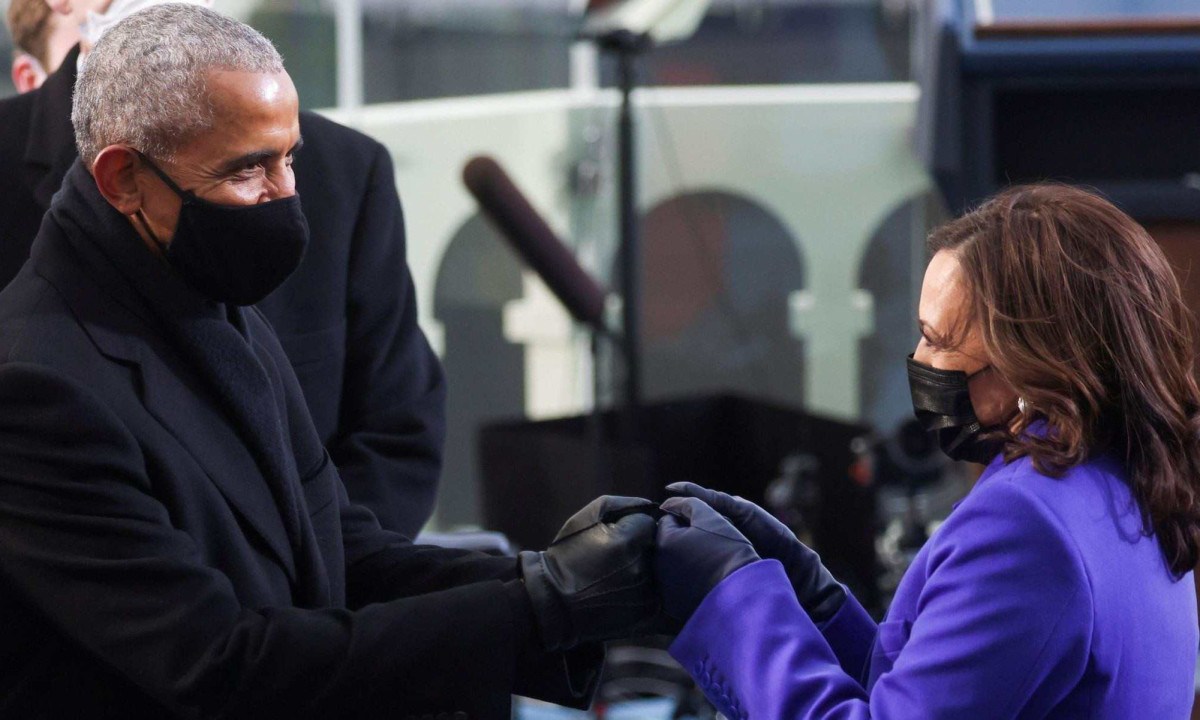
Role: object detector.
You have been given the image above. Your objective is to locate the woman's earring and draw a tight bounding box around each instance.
[1017,397,1028,415]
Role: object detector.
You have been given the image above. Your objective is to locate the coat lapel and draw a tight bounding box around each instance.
[30,215,298,580]
[137,351,298,581]
[23,45,82,211]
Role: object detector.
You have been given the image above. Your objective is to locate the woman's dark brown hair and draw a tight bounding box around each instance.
[930,183,1200,575]
[6,0,54,69]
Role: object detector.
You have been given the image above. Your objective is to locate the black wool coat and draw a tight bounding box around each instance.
[0,44,444,536]
[0,161,600,719]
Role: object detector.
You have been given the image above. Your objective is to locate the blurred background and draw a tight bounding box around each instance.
[4,0,945,532]
[5,0,1199,716]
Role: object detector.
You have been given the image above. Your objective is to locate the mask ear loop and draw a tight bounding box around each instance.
[964,363,994,382]
[131,150,193,250]
[132,211,156,241]
[134,150,193,201]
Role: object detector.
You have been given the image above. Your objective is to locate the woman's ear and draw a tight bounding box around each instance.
[11,53,47,94]
[91,146,145,215]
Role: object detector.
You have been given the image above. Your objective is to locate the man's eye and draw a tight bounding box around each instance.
[229,166,259,182]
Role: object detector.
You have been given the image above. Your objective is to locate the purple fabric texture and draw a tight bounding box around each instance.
[671,454,1198,719]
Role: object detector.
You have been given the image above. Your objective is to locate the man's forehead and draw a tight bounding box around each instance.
[206,69,298,116]
[175,69,300,168]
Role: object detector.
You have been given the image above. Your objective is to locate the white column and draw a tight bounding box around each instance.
[790,288,875,419]
[504,273,587,419]
[569,41,600,94]
[334,0,364,111]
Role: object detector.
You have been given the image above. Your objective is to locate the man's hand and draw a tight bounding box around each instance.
[655,497,761,624]
[519,496,659,652]
[667,482,846,624]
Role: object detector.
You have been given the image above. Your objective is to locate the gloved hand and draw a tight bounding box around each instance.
[519,495,659,652]
[656,497,760,623]
[666,482,846,623]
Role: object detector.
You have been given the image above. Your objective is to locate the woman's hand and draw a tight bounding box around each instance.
[666,482,846,624]
[655,497,761,624]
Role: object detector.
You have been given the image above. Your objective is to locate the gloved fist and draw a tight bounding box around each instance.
[656,496,760,624]
[666,482,846,624]
[520,495,659,652]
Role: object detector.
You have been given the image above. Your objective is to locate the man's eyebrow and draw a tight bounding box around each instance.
[216,137,304,175]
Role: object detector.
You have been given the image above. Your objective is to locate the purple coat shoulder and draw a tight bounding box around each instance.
[671,454,1198,719]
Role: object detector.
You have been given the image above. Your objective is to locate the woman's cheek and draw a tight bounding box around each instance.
[970,374,1018,426]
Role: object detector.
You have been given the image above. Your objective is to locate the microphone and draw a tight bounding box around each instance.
[463,155,611,332]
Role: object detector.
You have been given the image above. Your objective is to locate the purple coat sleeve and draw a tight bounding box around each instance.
[816,588,877,686]
[670,481,1093,719]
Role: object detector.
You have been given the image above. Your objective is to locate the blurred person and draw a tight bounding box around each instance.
[0,6,659,717]
[0,0,444,536]
[653,184,1200,718]
[6,0,78,92]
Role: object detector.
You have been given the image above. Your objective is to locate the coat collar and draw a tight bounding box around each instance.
[24,44,83,210]
[33,161,304,584]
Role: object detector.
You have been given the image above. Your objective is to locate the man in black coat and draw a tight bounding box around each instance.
[0,0,442,536]
[0,6,659,717]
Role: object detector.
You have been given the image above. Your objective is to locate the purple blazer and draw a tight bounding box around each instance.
[671,454,1198,718]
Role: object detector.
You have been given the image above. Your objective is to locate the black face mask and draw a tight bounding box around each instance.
[135,153,309,306]
[906,354,1007,464]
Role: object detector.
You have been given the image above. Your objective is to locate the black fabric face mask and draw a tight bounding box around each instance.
[135,153,309,306]
[907,354,1007,464]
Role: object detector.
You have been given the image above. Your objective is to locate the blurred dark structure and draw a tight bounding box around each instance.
[871,418,946,550]
[917,0,1200,220]
[479,395,880,611]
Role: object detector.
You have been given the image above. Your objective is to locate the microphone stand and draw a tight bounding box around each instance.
[589,331,612,494]
[596,29,651,440]
[577,0,712,492]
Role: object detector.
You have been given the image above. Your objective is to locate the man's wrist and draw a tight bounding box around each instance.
[518,550,571,652]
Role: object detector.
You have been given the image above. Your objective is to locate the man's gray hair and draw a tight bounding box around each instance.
[72,3,284,165]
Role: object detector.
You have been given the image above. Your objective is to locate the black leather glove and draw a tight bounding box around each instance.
[667,482,846,623]
[519,496,659,652]
[655,497,760,623]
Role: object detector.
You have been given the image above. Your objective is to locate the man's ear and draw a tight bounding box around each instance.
[92,146,145,215]
[11,54,48,94]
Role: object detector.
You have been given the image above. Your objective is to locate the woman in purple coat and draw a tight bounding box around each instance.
[656,184,1200,719]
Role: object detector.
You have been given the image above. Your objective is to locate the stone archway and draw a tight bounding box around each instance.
[633,190,807,408]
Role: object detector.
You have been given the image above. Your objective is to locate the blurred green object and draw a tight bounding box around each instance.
[0,20,16,100]
[248,8,336,110]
